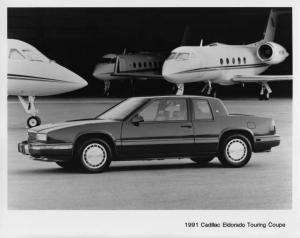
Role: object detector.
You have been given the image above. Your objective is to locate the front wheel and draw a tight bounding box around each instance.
[218,134,252,168]
[76,138,112,173]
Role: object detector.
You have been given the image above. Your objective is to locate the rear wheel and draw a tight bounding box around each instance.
[218,134,252,167]
[76,138,112,173]
[190,156,215,165]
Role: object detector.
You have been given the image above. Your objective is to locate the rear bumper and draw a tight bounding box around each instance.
[253,134,280,152]
[18,141,73,162]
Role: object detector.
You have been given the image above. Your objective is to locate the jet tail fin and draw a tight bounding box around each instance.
[263,9,278,42]
[181,25,191,46]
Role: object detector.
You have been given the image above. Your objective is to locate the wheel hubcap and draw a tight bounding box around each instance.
[29,118,37,127]
[82,143,107,169]
[225,139,247,163]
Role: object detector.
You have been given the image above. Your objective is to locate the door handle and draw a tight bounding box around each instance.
[180,124,192,128]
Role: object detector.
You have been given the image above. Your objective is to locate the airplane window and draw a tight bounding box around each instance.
[149,62,153,67]
[238,57,241,64]
[154,62,157,67]
[243,57,246,64]
[232,58,235,64]
[133,62,136,68]
[167,52,177,60]
[176,53,190,60]
[220,58,223,65]
[138,62,142,68]
[144,62,147,67]
[9,49,25,60]
[22,49,49,62]
[226,58,229,64]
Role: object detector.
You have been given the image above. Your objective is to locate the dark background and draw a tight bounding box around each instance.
[7,8,292,98]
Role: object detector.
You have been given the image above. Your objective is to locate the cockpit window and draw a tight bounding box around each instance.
[99,57,117,64]
[9,49,25,60]
[176,53,190,60]
[167,52,177,60]
[167,52,190,60]
[22,49,49,62]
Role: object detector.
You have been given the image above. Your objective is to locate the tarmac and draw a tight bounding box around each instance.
[7,97,292,209]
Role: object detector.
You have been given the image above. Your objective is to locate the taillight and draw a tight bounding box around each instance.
[271,119,276,134]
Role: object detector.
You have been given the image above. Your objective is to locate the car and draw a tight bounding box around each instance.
[18,95,280,173]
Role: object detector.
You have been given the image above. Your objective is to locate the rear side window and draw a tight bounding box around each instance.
[192,99,213,120]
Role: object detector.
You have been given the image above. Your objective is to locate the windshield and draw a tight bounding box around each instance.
[22,49,49,62]
[167,52,177,60]
[167,52,190,60]
[99,57,117,64]
[97,97,148,120]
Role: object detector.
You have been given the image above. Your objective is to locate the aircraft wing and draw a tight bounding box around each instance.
[232,75,292,83]
[111,72,164,80]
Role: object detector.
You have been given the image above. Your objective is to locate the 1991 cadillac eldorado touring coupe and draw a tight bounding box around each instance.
[18,96,280,173]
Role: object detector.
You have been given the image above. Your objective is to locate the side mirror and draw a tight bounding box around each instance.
[131,115,144,126]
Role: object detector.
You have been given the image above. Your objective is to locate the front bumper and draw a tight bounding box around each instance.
[18,141,73,162]
[253,134,280,152]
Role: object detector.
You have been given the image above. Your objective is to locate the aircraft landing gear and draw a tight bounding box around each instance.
[130,79,136,96]
[103,80,111,96]
[27,116,41,128]
[201,81,217,97]
[259,82,272,100]
[18,96,41,128]
[176,83,184,95]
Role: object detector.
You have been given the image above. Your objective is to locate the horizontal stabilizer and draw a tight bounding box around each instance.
[232,75,292,83]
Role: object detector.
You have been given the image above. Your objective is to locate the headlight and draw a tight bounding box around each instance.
[36,133,47,141]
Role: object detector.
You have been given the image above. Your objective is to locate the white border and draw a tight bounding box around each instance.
[0,0,299,237]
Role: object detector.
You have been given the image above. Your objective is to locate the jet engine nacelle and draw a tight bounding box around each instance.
[256,42,289,65]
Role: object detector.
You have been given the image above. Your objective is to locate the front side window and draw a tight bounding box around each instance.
[192,99,213,120]
[9,49,25,60]
[139,98,187,122]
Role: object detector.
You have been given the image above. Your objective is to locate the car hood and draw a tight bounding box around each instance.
[29,118,117,133]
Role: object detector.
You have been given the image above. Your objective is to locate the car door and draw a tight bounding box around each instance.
[191,99,219,154]
[120,98,195,158]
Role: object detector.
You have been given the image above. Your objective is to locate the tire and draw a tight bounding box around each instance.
[76,138,112,173]
[190,156,215,165]
[218,134,252,168]
[27,116,41,128]
[56,162,75,170]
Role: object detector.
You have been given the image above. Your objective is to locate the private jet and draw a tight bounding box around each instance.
[162,9,292,99]
[8,39,88,127]
[93,52,165,96]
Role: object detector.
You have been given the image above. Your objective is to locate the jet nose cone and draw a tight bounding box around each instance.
[73,73,88,90]
[92,64,102,79]
[162,61,175,82]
